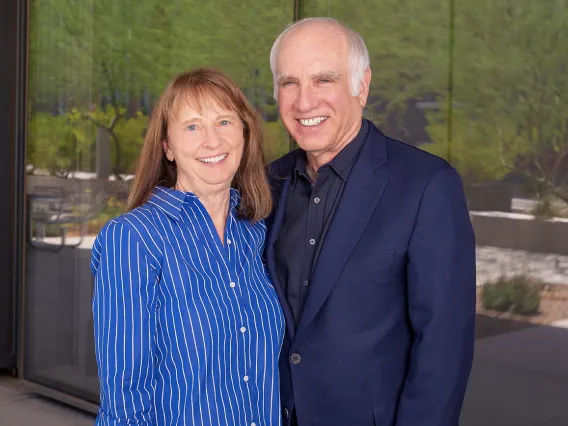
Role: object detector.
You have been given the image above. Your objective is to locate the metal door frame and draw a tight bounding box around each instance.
[0,0,27,374]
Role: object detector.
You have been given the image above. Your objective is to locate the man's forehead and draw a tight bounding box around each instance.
[277,31,348,71]
[276,54,348,77]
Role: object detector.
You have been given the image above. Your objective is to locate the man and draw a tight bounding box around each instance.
[265,17,476,426]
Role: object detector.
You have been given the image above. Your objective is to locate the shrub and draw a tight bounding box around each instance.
[481,275,541,315]
[481,278,515,312]
[511,280,541,315]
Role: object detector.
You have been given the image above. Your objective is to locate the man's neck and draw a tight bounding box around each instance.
[305,118,363,179]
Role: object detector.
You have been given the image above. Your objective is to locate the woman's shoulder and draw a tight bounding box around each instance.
[93,203,165,259]
[97,202,158,236]
[115,202,162,231]
[91,212,163,275]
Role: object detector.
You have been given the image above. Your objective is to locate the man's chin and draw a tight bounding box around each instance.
[293,137,330,153]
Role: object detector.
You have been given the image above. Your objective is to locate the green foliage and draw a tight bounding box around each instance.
[304,0,450,135]
[422,111,513,185]
[26,0,568,199]
[84,106,148,176]
[28,107,148,177]
[511,279,542,316]
[425,0,568,191]
[481,278,516,312]
[481,275,542,315]
[263,121,290,163]
[27,112,92,177]
[28,0,292,177]
[88,196,127,233]
[114,112,148,175]
[307,0,568,194]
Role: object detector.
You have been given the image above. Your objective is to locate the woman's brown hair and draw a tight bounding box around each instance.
[127,68,272,222]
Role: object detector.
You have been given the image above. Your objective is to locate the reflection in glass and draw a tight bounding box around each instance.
[303,0,450,146]
[24,0,291,402]
[302,2,568,426]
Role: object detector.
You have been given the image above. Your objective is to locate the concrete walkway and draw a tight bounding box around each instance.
[461,323,568,426]
[1,322,567,426]
[0,378,94,426]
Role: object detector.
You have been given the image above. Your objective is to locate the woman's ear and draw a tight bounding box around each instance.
[162,139,174,161]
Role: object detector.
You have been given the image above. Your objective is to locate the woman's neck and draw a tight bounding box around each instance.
[175,179,231,242]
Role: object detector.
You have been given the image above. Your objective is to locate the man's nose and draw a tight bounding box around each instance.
[294,85,318,112]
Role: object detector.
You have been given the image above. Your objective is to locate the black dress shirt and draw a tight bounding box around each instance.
[274,119,369,327]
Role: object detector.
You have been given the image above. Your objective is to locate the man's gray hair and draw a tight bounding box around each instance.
[269,17,370,100]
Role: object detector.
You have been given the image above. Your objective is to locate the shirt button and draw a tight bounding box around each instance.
[229,282,236,288]
[290,353,301,364]
[227,238,232,245]
[309,238,316,245]
[243,375,249,382]
[314,197,321,204]
[251,423,257,426]
[240,327,247,333]
[303,280,309,287]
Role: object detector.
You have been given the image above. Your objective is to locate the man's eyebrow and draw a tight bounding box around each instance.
[313,70,342,80]
[276,73,297,85]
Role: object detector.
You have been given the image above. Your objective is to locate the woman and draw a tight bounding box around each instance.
[91,68,285,426]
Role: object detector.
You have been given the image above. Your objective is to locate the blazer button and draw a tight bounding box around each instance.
[290,353,301,364]
[283,408,289,419]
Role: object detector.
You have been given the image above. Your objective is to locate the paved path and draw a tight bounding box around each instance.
[2,322,567,426]
[462,324,568,426]
[0,378,94,426]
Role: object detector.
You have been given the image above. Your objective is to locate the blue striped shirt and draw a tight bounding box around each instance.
[91,186,285,426]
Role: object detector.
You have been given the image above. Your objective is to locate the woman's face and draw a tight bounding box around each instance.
[164,100,245,195]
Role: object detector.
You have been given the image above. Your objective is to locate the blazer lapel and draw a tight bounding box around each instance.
[297,126,389,334]
[265,176,296,339]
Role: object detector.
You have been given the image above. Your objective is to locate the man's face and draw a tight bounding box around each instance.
[276,24,370,158]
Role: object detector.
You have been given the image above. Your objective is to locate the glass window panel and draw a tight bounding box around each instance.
[302,0,451,146]
[302,1,568,425]
[24,0,292,402]
[451,2,568,424]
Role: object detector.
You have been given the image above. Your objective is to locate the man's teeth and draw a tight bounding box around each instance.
[198,154,227,164]
[299,116,328,127]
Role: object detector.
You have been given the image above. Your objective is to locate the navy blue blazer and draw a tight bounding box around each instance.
[266,121,476,426]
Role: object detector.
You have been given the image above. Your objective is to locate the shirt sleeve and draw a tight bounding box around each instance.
[91,220,159,425]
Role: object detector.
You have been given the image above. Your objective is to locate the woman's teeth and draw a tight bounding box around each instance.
[198,154,227,164]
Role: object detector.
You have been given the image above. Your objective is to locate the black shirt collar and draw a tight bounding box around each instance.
[293,118,369,184]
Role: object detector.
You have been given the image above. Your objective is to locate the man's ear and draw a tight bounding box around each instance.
[357,68,372,108]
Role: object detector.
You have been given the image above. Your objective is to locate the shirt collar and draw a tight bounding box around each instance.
[292,153,310,184]
[293,118,369,183]
[148,186,240,221]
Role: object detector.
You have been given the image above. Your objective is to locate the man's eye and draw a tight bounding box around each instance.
[186,124,196,131]
[282,81,294,86]
[319,79,332,83]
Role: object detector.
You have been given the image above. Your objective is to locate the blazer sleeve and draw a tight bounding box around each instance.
[396,167,476,426]
[91,220,159,425]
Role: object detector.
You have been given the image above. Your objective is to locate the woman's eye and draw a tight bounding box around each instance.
[186,124,196,131]
[220,120,230,126]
